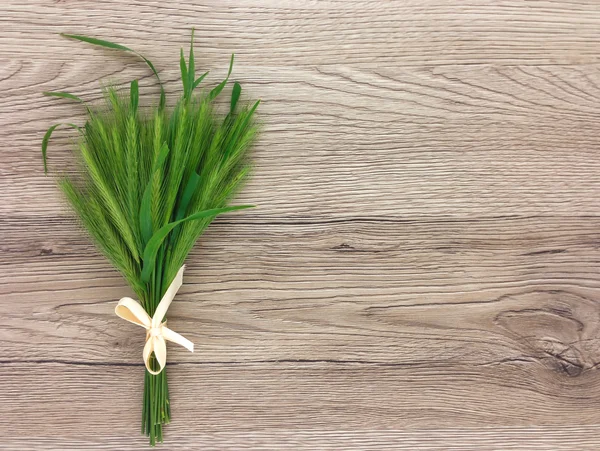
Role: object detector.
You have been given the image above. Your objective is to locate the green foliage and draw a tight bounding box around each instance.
[44,32,257,301]
[42,31,258,445]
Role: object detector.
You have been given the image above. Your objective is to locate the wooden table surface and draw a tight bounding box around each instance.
[2,1,600,449]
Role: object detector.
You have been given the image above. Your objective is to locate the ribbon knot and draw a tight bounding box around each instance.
[115,266,194,375]
[148,326,163,338]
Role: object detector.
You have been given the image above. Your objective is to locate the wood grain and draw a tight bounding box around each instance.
[1,0,600,449]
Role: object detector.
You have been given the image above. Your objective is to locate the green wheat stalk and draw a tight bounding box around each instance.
[42,30,258,445]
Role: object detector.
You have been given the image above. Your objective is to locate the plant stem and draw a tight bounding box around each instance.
[142,356,171,445]
[141,246,171,445]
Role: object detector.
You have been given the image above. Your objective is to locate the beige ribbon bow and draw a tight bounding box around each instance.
[115,265,194,375]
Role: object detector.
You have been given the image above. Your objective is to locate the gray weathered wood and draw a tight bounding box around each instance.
[1,0,600,449]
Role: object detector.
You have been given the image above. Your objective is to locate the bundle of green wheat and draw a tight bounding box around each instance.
[42,31,258,445]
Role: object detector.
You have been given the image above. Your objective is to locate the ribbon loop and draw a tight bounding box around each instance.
[115,266,193,375]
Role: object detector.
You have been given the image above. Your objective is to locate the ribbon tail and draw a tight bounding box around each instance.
[152,266,186,328]
[143,336,167,375]
[153,336,167,372]
[142,337,155,374]
[162,326,194,353]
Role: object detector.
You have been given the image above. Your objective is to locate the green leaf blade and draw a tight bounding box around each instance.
[192,71,209,90]
[41,122,81,174]
[175,172,202,221]
[43,91,85,103]
[180,48,188,99]
[138,56,166,110]
[61,33,166,109]
[188,29,195,95]
[141,205,253,283]
[230,82,242,114]
[208,54,234,101]
[41,124,60,174]
[60,33,130,51]
[130,80,139,112]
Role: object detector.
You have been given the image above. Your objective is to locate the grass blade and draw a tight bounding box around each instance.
[41,123,80,174]
[230,82,242,114]
[61,33,166,109]
[139,57,166,110]
[60,33,129,51]
[188,29,195,96]
[141,205,253,282]
[42,124,60,174]
[167,171,202,247]
[130,80,139,112]
[43,91,85,104]
[180,48,188,99]
[175,172,201,221]
[192,71,209,90]
[208,54,234,101]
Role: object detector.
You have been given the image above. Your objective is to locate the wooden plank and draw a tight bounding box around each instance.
[2,0,600,66]
[6,427,600,451]
[2,216,600,448]
[2,61,600,218]
[2,216,600,367]
[1,363,600,435]
[1,0,600,449]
